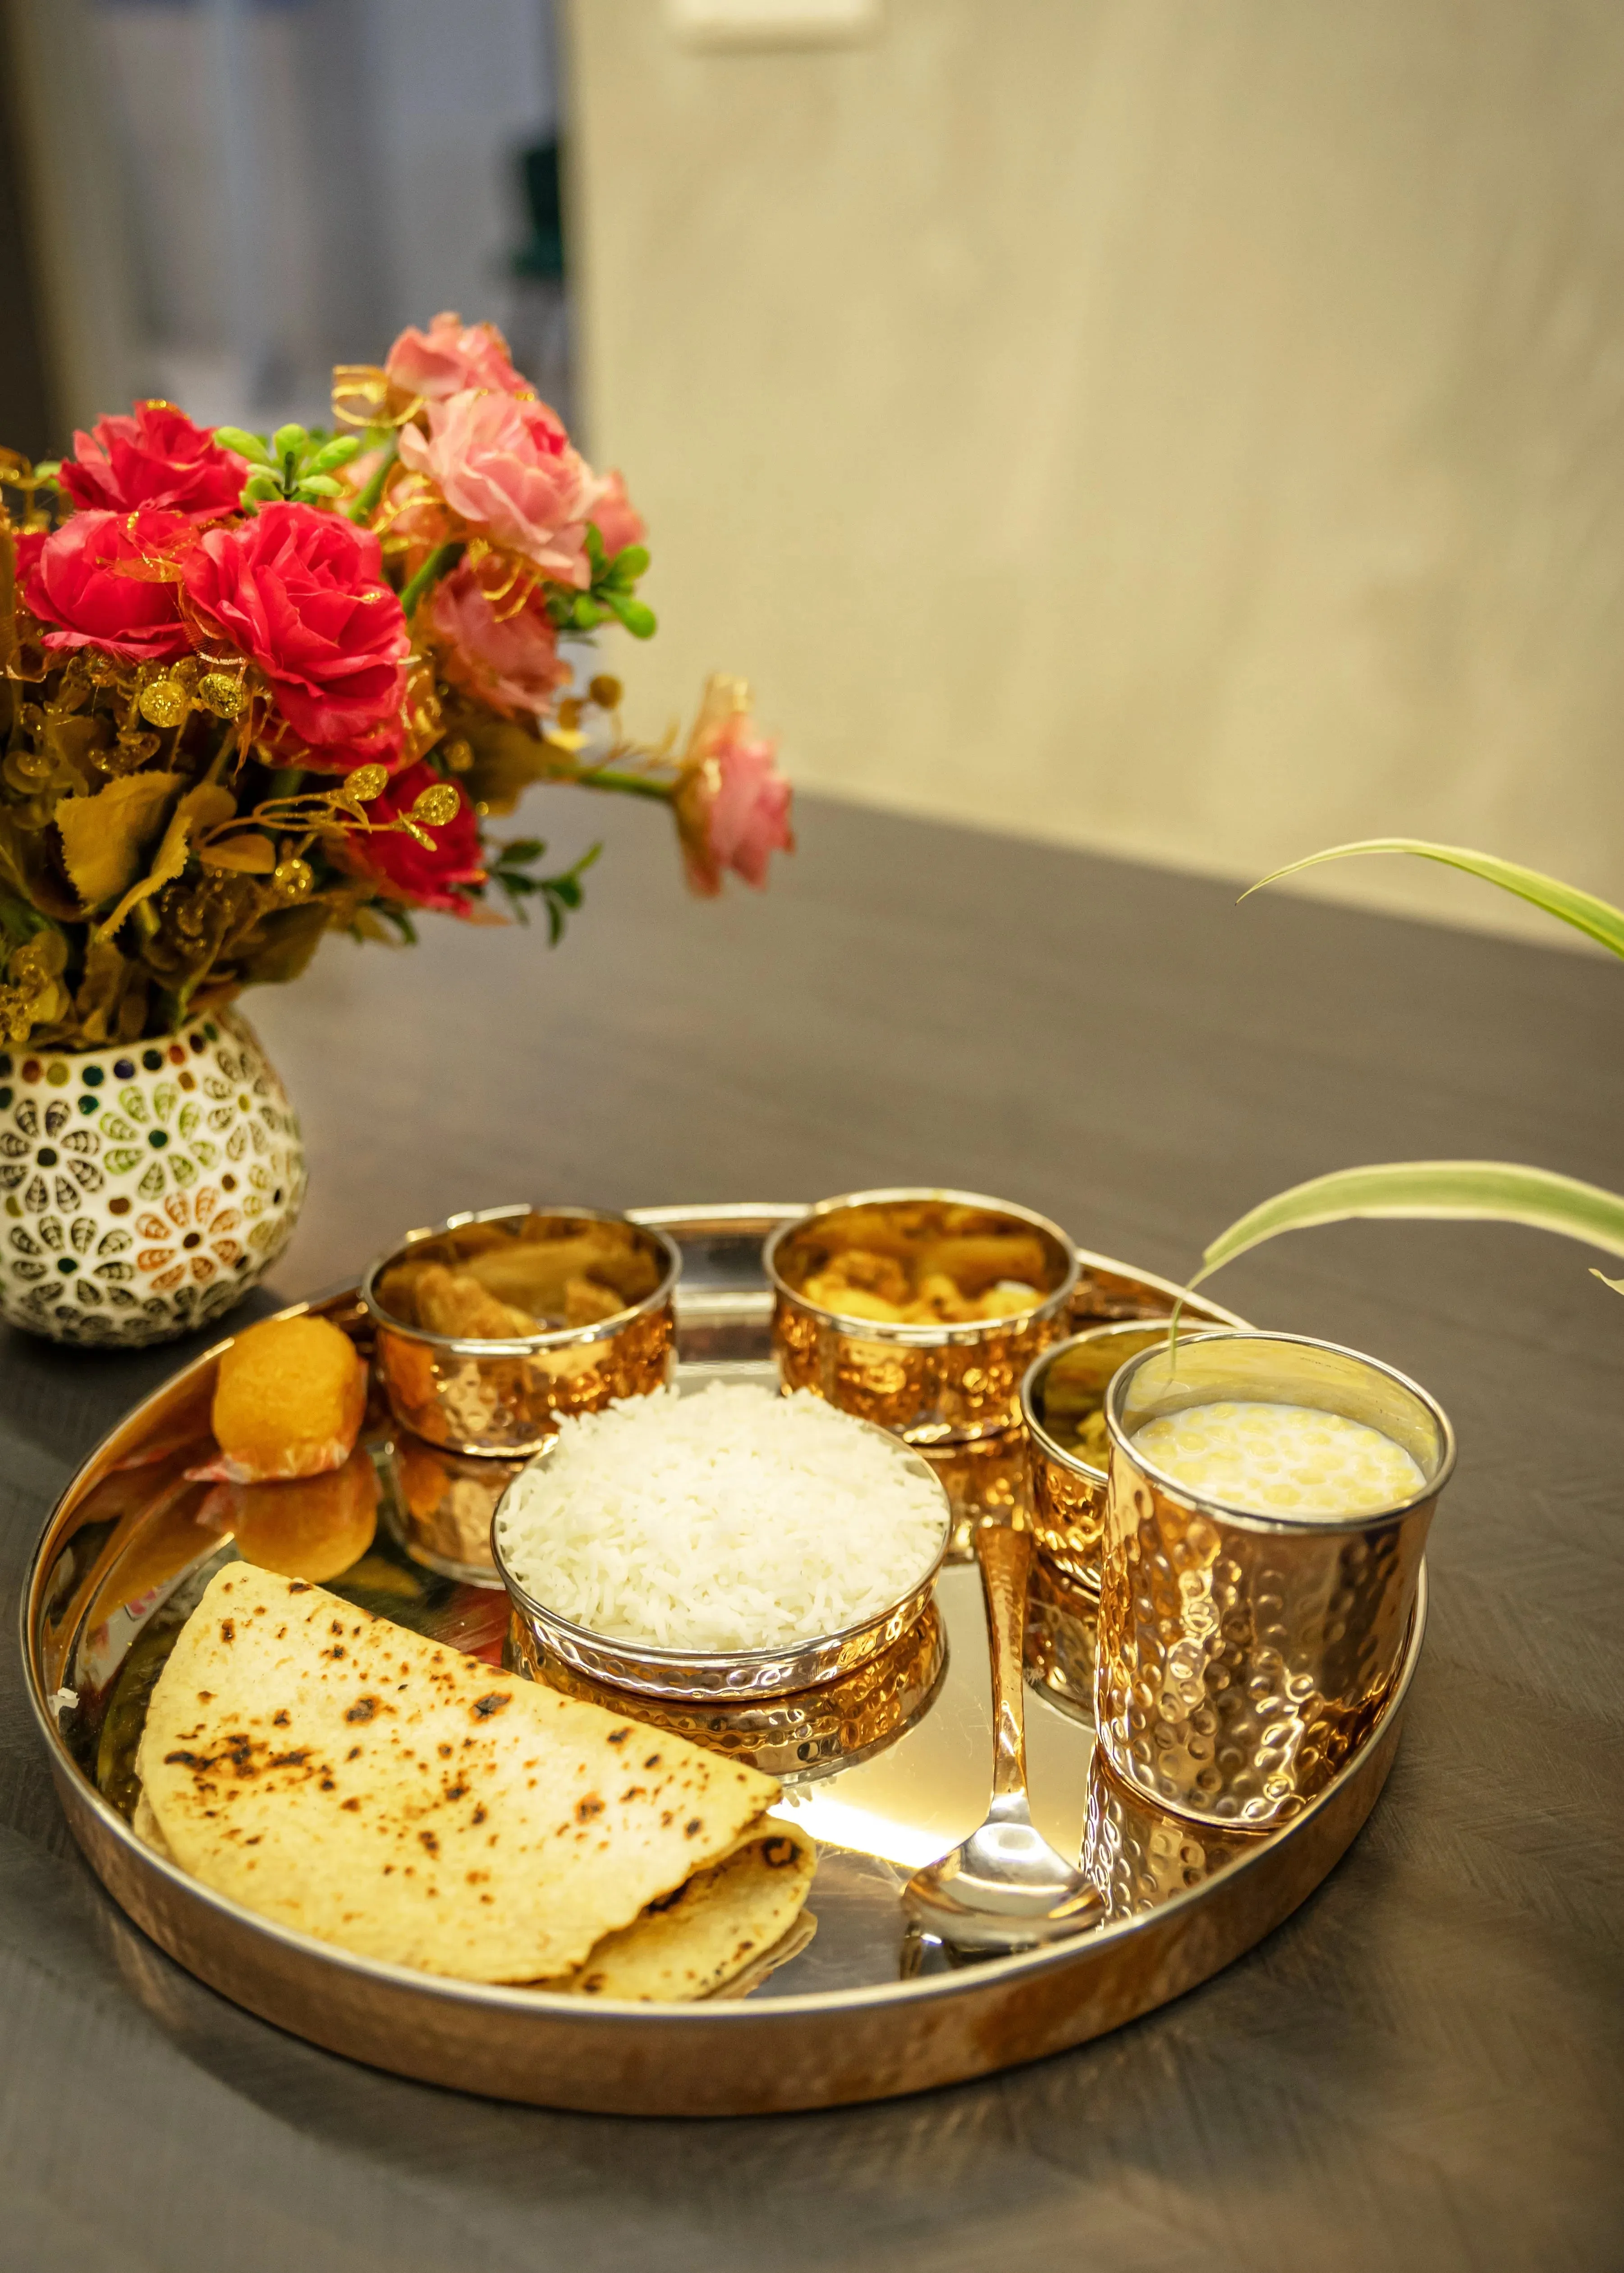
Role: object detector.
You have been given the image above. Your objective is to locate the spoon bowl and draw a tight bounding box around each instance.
[903,1524,1104,1951]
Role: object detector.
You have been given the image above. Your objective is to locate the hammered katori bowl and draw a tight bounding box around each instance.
[506,1598,949,1782]
[767,1188,1080,1446]
[490,1413,953,1702]
[362,1204,680,1457]
[1021,1318,1233,1590]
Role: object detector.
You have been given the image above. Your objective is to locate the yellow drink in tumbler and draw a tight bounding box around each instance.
[1133,1400,1425,1517]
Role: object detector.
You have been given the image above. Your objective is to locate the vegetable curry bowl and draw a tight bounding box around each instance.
[766,1188,1079,1445]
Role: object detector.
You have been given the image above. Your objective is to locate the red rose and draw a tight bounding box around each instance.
[59,401,248,518]
[182,502,409,761]
[350,762,485,915]
[20,509,194,663]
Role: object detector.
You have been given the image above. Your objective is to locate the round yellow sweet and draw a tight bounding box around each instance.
[211,1314,367,1482]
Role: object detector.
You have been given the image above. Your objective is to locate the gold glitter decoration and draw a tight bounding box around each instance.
[194,672,245,719]
[138,677,188,729]
[271,858,314,902]
[408,782,459,828]
[345,763,389,805]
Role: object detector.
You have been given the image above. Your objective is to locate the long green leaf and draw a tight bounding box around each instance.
[1242,839,1624,960]
[1193,1161,1624,1287]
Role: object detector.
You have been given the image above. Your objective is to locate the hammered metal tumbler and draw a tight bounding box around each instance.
[1095,1332,1454,1828]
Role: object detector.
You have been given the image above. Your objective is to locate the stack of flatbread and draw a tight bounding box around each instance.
[134,1564,815,1999]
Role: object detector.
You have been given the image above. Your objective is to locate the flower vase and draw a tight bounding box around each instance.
[0,1008,305,1347]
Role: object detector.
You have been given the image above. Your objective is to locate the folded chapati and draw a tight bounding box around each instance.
[135,1564,813,1995]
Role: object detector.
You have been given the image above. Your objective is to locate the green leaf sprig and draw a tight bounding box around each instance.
[551,524,656,640]
[489,836,601,943]
[217,424,362,509]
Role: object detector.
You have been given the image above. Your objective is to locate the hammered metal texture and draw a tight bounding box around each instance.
[772,1291,1066,1445]
[507,1600,948,1782]
[366,1208,680,1455]
[376,1296,674,1454]
[1023,1322,1240,1588]
[1096,1434,1436,1826]
[381,1433,518,1585]
[920,1425,1032,1555]
[498,1549,947,1702]
[1080,1751,1263,1922]
[1028,1443,1106,1586]
[1023,1555,1099,1724]
[767,1189,1078,1443]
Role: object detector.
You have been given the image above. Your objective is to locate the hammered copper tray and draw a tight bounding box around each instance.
[19,1203,1423,2116]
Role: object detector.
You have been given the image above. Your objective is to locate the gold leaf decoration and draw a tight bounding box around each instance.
[408,782,459,828]
[55,770,184,911]
[345,763,390,805]
[94,782,235,942]
[199,833,276,874]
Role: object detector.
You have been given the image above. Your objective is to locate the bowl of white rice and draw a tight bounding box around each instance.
[491,1384,953,1699]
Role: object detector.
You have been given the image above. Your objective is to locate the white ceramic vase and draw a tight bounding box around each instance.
[0,1007,305,1347]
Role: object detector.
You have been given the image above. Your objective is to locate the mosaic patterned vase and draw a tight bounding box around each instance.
[0,1008,305,1348]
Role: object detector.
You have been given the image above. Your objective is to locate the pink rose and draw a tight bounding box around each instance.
[349,761,485,915]
[397,389,599,585]
[675,689,793,896]
[182,502,409,760]
[385,312,526,403]
[429,562,569,719]
[58,401,248,519]
[20,509,194,663]
[590,470,645,559]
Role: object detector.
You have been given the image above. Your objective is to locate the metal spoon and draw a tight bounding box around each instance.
[904,1521,1104,1950]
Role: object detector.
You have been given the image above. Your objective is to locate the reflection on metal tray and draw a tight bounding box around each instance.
[19,1204,1420,2116]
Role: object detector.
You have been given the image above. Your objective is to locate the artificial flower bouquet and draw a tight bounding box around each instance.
[0,312,793,1049]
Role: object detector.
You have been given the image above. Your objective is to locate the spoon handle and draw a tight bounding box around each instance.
[975,1521,1033,1803]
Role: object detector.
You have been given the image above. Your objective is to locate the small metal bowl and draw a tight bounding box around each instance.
[506,1599,949,1782]
[490,1414,954,1701]
[1021,1319,1225,1590]
[362,1204,681,1457]
[767,1187,1080,1445]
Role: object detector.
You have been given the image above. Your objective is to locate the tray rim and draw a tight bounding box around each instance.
[18,1205,1414,2113]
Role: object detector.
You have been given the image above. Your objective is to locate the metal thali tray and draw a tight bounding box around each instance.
[20,1203,1423,2117]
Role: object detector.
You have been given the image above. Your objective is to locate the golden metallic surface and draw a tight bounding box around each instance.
[1096,1332,1452,1829]
[380,1432,517,1586]
[18,1219,1426,2114]
[364,1204,679,1455]
[1023,1554,1099,1725]
[493,1421,951,1701]
[507,1601,948,1783]
[921,1425,1031,1554]
[768,1188,1079,1444]
[1022,1316,1239,1587]
[1082,1749,1266,1922]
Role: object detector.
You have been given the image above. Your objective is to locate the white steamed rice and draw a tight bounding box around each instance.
[495,1384,947,1652]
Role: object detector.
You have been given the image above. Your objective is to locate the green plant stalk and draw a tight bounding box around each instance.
[1193,1161,1624,1288]
[399,540,464,620]
[570,764,673,803]
[346,435,399,524]
[1243,839,1624,960]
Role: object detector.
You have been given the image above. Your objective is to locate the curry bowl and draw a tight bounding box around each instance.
[362,1203,680,1457]
[766,1187,1079,1444]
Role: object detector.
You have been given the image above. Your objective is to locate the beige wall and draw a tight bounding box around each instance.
[569,0,1624,945]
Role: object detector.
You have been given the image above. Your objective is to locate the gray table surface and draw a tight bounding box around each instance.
[3,794,1620,2273]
